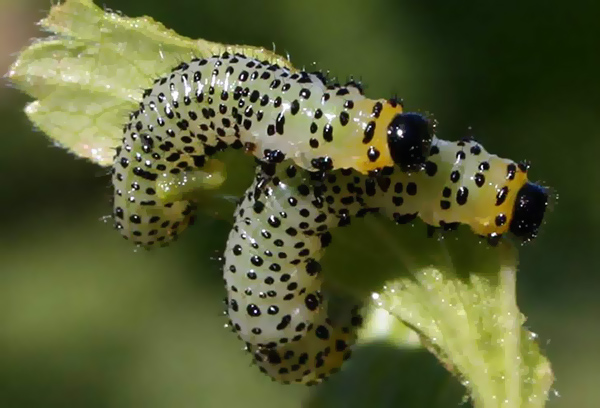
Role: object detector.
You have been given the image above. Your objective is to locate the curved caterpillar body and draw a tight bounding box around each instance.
[221,136,548,384]
[224,166,364,384]
[112,52,433,245]
[111,52,549,384]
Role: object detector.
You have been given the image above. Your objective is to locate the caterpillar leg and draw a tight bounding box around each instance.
[112,149,226,246]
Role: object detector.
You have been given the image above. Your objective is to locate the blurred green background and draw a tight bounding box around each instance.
[1,0,598,407]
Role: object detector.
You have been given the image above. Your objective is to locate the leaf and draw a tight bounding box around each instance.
[7,0,292,166]
[315,216,554,408]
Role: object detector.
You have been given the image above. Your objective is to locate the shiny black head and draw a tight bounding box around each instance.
[386,112,433,172]
[509,182,549,241]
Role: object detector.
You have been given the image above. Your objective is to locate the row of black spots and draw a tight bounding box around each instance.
[113,202,195,247]
[227,185,331,349]
[248,311,359,384]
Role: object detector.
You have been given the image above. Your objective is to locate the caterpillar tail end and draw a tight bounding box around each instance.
[113,160,226,249]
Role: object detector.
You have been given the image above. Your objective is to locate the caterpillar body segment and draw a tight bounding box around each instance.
[112,52,433,246]
[223,166,363,384]
[320,136,548,242]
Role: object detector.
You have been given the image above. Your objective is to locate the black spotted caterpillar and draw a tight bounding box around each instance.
[111,52,549,384]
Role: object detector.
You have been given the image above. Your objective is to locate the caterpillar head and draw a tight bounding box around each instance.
[386,112,433,172]
[509,182,549,242]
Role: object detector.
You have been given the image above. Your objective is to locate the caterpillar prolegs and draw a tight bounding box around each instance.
[111,53,549,384]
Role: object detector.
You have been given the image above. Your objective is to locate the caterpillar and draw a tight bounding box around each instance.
[222,136,548,384]
[224,165,365,384]
[112,52,434,245]
[110,52,549,384]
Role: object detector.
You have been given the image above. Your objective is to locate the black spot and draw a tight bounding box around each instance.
[367,146,380,162]
[507,164,517,180]
[339,111,349,126]
[267,350,281,364]
[363,121,376,144]
[275,113,285,134]
[305,259,321,276]
[300,88,311,99]
[372,102,383,118]
[251,256,263,266]
[425,161,437,176]
[478,161,490,171]
[304,294,319,311]
[253,201,265,213]
[474,173,485,187]
[456,187,469,205]
[291,100,300,115]
[246,304,261,317]
[268,216,281,228]
[323,124,333,142]
[276,315,292,330]
[315,325,330,340]
[392,196,404,206]
[496,186,509,206]
[297,184,310,196]
[406,182,417,196]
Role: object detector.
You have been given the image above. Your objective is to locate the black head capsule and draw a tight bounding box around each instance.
[386,112,433,172]
[509,182,549,242]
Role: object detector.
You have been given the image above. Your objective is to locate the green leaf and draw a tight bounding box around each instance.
[318,217,554,408]
[7,1,554,407]
[7,0,292,166]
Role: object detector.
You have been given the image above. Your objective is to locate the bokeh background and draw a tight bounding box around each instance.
[1,0,598,407]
